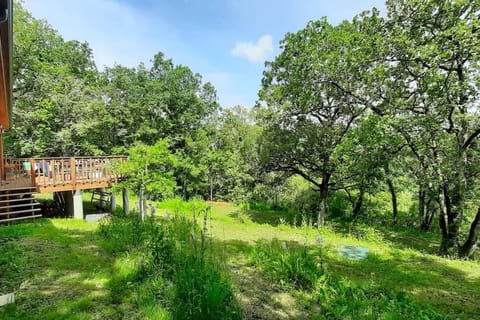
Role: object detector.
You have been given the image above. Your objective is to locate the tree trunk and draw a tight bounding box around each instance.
[418,187,426,229]
[122,188,130,215]
[439,185,462,255]
[183,180,187,200]
[458,206,480,258]
[139,188,146,221]
[209,175,213,201]
[421,192,438,231]
[317,174,330,227]
[352,187,364,220]
[438,200,449,254]
[386,178,398,224]
[421,200,432,231]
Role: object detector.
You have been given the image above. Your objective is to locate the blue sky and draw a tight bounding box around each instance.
[23,0,385,108]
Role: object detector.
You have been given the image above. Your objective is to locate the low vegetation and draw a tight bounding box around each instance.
[2,199,478,319]
[2,0,480,319]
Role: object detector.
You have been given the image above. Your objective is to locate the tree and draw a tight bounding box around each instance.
[257,15,380,225]
[381,0,480,256]
[175,106,260,202]
[334,115,405,221]
[99,53,219,155]
[6,3,103,157]
[114,139,177,218]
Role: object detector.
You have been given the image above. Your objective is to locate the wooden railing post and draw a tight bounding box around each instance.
[29,158,35,188]
[70,157,76,189]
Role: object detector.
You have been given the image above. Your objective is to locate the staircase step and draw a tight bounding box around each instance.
[0,197,38,204]
[0,208,41,217]
[0,187,36,192]
[0,214,43,223]
[0,203,40,210]
[0,192,36,198]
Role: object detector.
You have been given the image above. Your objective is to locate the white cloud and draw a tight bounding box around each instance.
[231,34,273,63]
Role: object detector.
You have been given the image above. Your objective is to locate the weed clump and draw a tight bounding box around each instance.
[250,238,324,290]
[99,210,240,320]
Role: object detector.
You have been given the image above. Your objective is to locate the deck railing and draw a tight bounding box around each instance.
[1,156,127,192]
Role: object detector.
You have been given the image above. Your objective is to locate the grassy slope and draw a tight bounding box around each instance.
[0,203,479,319]
[168,204,480,319]
[0,219,146,319]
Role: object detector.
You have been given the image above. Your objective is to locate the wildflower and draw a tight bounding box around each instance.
[315,235,324,245]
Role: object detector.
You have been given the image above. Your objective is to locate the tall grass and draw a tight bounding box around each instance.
[99,210,240,320]
[250,238,324,290]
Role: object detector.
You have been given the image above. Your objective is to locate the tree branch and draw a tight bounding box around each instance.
[463,128,480,150]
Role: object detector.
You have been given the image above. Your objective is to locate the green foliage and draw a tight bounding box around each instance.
[249,238,446,319]
[115,139,177,200]
[0,204,477,319]
[313,278,446,320]
[250,239,324,290]
[99,212,240,320]
[8,0,480,259]
[99,52,219,154]
[8,3,103,156]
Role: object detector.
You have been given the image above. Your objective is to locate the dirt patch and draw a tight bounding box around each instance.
[229,259,309,320]
[207,201,232,207]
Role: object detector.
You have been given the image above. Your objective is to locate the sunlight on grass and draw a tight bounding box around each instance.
[0,203,478,319]
[154,202,480,319]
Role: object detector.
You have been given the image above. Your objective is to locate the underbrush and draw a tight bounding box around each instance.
[99,211,241,320]
[250,238,447,320]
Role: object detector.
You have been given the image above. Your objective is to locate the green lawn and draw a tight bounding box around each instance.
[0,202,479,319]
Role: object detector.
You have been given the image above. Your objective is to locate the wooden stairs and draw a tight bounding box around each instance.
[0,187,42,223]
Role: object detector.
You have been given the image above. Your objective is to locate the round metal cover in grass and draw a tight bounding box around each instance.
[338,245,369,260]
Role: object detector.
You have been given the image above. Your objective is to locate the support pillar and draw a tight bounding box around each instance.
[63,190,84,219]
[98,188,107,208]
[110,192,116,214]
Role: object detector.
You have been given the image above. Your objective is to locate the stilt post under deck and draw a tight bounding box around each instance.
[110,192,116,214]
[63,190,84,220]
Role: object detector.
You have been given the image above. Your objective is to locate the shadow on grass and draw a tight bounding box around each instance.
[227,206,442,257]
[211,238,311,320]
[0,219,131,319]
[327,221,442,254]
[214,236,479,320]
[323,246,480,319]
[228,208,298,227]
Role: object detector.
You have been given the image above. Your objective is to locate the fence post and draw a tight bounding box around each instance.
[29,158,35,188]
[70,157,76,189]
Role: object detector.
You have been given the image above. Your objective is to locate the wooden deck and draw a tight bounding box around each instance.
[0,156,127,193]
